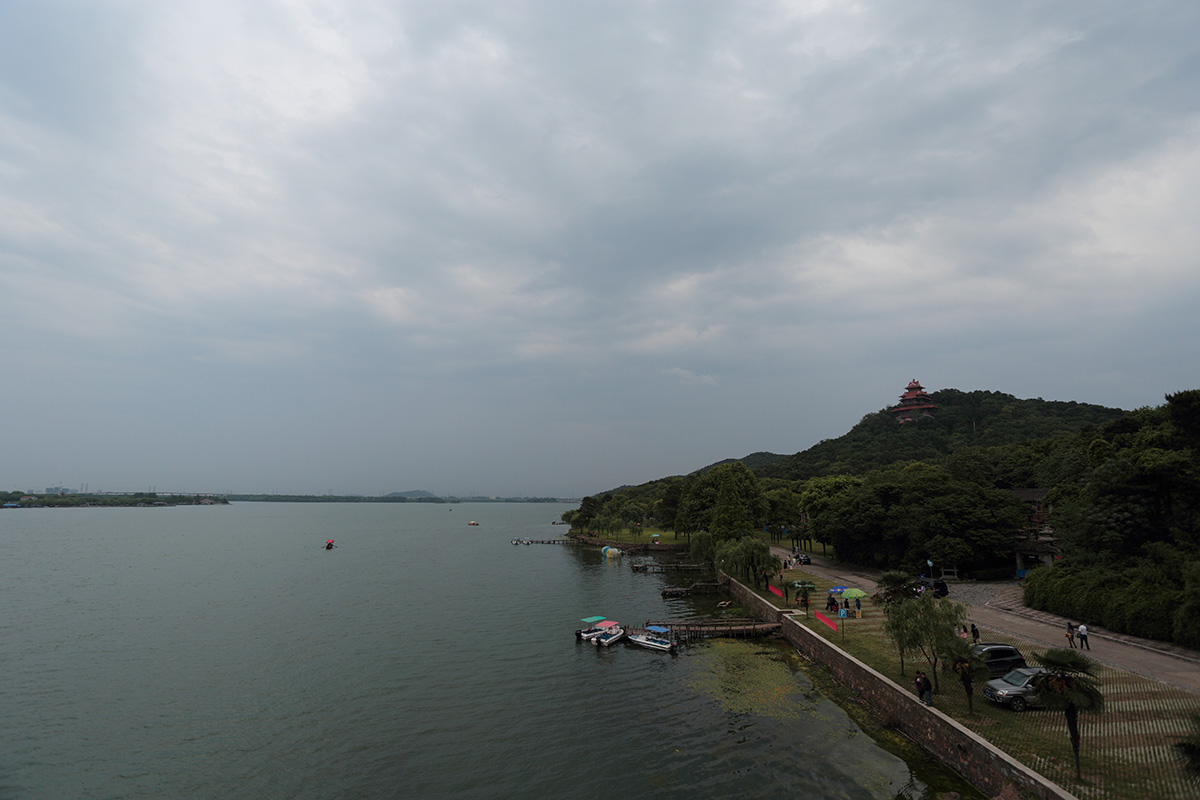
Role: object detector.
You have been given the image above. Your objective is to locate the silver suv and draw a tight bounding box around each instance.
[982,667,1047,712]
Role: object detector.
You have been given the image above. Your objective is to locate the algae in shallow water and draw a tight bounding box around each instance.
[687,639,988,800]
[686,638,833,724]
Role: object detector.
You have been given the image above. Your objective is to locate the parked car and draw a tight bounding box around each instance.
[797,554,811,565]
[983,666,1047,712]
[971,642,1028,678]
[916,578,949,597]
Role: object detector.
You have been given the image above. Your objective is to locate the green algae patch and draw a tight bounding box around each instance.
[685,638,831,723]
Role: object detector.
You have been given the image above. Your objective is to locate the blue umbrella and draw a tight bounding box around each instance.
[829,585,847,593]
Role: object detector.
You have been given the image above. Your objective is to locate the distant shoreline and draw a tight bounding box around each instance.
[2,493,575,508]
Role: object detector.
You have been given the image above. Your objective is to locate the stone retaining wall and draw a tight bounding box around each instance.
[721,574,1077,800]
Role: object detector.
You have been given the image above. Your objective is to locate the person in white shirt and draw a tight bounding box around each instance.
[1077,623,1090,650]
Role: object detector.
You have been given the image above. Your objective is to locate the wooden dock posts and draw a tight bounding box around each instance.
[631,562,708,573]
[661,580,721,598]
[639,619,781,643]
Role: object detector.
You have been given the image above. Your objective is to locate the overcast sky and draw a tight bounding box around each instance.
[3,1,1198,498]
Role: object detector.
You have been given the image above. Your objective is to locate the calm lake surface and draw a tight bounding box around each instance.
[0,502,979,799]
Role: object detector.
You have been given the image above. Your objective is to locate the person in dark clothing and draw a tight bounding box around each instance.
[1066,622,1076,648]
[915,672,932,706]
[970,623,980,644]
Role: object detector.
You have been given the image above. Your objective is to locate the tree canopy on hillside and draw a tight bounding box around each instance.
[757,391,1125,482]
[563,387,1200,647]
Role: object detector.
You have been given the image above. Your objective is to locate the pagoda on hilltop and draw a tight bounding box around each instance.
[891,379,938,424]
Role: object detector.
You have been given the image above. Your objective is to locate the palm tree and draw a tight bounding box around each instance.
[1032,648,1105,781]
[942,638,989,714]
[872,570,920,615]
[1174,713,1200,785]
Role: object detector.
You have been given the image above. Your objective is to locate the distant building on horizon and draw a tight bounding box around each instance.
[890,379,938,424]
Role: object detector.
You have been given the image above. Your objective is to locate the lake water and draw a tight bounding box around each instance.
[0,502,979,799]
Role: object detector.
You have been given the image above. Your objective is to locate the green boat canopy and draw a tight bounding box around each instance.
[580,616,606,624]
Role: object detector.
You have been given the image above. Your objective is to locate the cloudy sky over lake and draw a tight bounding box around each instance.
[3,1,1198,497]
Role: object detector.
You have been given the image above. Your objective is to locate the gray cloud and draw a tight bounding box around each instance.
[3,1,1198,496]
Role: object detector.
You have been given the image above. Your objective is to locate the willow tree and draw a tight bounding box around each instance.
[1032,648,1105,781]
[714,536,778,589]
[883,593,966,691]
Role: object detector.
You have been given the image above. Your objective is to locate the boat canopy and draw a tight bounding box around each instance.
[597,620,620,629]
[580,616,606,625]
[646,625,670,634]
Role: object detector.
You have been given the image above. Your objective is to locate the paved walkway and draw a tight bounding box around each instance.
[775,548,1200,695]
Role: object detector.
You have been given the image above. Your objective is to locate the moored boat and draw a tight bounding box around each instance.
[576,616,608,641]
[628,625,676,653]
[592,620,625,646]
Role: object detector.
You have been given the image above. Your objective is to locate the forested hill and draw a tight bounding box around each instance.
[753,390,1126,482]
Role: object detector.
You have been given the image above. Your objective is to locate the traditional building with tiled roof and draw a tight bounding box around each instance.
[890,379,938,423]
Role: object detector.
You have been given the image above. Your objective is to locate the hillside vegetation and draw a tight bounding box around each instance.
[756,390,1126,481]
[565,387,1200,648]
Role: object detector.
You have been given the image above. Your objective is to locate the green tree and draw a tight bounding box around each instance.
[714,536,778,588]
[799,475,863,555]
[620,502,646,539]
[657,480,684,533]
[763,485,803,544]
[1032,648,1105,781]
[822,464,1024,572]
[872,570,920,616]
[882,593,966,692]
[682,463,767,561]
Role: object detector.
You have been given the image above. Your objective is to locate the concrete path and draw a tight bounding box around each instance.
[775,547,1200,695]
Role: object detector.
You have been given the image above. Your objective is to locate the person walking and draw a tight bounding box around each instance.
[921,673,933,706]
[970,623,980,644]
[1066,622,1076,648]
[1077,623,1090,650]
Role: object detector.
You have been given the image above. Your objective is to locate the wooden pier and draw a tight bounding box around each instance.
[661,580,722,598]
[639,618,781,643]
[631,562,708,573]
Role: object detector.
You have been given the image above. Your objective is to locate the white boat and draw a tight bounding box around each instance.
[575,616,609,641]
[592,620,625,646]
[628,625,676,653]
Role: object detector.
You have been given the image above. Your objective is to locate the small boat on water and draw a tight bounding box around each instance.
[629,625,676,653]
[576,616,609,641]
[468,521,479,526]
[592,620,625,647]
